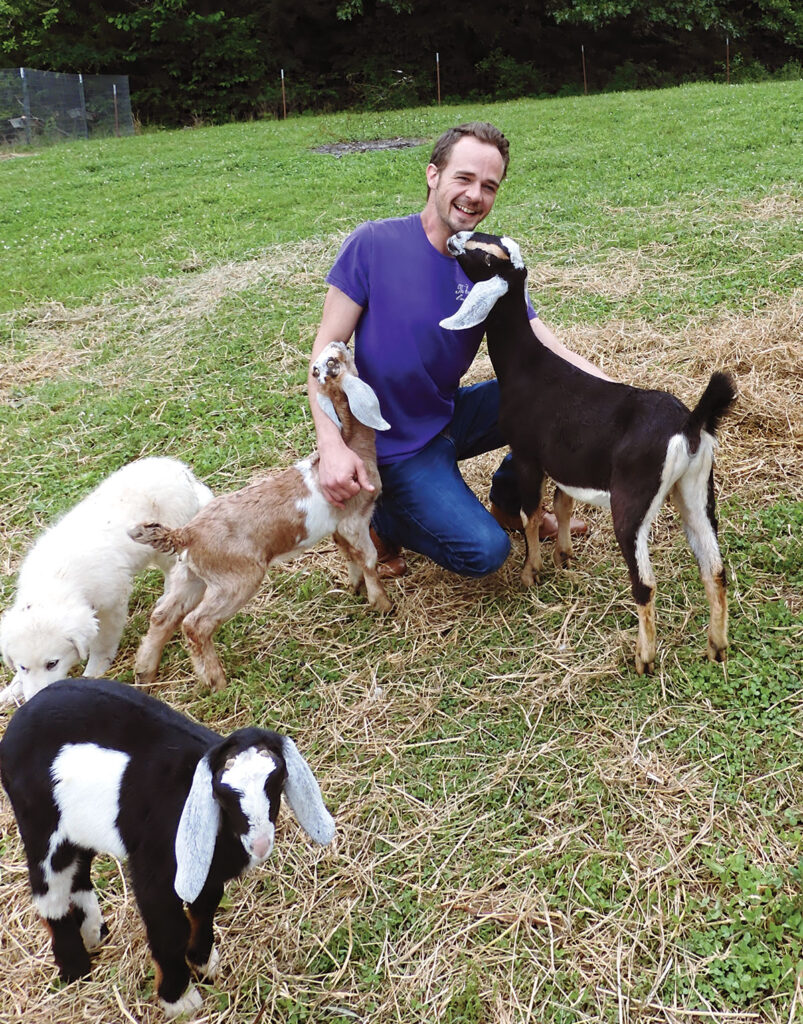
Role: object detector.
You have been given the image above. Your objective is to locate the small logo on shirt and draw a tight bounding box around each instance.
[455,283,471,303]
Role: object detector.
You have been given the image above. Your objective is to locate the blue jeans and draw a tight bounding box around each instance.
[371,380,520,578]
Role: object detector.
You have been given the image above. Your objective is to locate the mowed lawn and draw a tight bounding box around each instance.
[0,81,801,1023]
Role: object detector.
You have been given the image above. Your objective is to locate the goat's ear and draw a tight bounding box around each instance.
[280,737,336,845]
[342,375,390,431]
[174,754,221,903]
[316,392,342,430]
[439,276,509,331]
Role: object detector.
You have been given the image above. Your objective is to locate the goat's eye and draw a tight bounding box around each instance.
[312,366,320,378]
[45,660,59,671]
[18,665,28,673]
[484,253,492,266]
[326,358,338,370]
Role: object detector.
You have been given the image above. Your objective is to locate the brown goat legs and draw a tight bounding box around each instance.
[135,561,206,685]
[671,471,728,664]
[333,519,392,613]
[552,488,575,568]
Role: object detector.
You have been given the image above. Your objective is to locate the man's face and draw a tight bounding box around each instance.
[425,135,505,238]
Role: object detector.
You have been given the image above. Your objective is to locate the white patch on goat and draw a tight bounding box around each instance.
[634,434,690,586]
[294,461,339,546]
[552,484,612,510]
[220,748,277,866]
[33,859,78,921]
[50,743,129,861]
[72,889,104,948]
[674,432,721,572]
[500,236,524,269]
[160,985,203,1018]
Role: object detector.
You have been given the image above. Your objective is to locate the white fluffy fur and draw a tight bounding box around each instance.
[0,457,212,705]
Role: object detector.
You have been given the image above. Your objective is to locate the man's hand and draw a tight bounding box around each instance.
[319,444,375,508]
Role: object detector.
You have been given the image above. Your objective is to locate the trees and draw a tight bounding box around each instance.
[1,0,800,124]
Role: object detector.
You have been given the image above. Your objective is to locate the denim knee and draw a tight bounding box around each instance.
[448,520,511,578]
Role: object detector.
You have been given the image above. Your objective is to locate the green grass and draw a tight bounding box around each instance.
[0,81,801,1024]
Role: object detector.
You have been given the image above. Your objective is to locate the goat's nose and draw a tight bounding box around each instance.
[251,834,273,860]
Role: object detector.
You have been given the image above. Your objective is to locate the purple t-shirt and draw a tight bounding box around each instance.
[326,213,535,465]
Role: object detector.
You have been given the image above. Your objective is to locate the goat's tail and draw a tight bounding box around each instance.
[128,522,188,554]
[684,372,737,448]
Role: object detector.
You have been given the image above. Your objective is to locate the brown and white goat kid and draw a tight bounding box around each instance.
[441,232,736,674]
[129,341,391,691]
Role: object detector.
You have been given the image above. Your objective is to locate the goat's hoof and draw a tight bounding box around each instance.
[552,548,572,569]
[707,641,728,664]
[521,563,542,587]
[134,669,156,687]
[160,985,203,1018]
[190,945,220,980]
[634,652,655,675]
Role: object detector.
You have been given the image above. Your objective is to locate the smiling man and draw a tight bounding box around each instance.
[308,122,601,579]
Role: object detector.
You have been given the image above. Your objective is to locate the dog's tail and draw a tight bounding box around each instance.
[683,371,737,452]
[129,522,188,555]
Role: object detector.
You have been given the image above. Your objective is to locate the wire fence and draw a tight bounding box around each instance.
[0,68,134,147]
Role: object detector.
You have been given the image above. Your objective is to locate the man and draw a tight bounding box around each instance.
[308,122,606,579]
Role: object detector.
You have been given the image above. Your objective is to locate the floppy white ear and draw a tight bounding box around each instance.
[281,737,336,845]
[439,276,509,331]
[174,755,221,903]
[341,375,390,431]
[316,392,342,429]
[64,606,99,661]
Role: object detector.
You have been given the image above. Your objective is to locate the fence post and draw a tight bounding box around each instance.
[581,45,588,95]
[19,67,32,144]
[113,83,120,136]
[281,69,287,119]
[436,52,441,105]
[78,72,89,138]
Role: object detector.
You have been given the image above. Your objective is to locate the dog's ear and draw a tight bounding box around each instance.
[63,604,99,661]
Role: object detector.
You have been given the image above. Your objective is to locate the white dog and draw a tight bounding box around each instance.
[0,457,213,706]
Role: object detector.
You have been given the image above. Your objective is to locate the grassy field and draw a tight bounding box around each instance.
[0,80,801,1023]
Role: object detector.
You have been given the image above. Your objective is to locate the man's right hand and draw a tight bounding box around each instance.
[318,444,375,508]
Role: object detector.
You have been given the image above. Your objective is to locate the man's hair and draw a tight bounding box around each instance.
[428,122,510,178]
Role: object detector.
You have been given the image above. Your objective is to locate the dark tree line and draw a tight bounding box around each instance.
[1,0,801,124]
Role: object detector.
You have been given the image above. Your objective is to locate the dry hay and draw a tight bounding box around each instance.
[0,248,801,1024]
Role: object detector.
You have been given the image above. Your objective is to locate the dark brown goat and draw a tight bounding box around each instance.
[441,231,736,673]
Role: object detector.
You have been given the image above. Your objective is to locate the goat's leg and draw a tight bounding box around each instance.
[672,468,728,663]
[135,888,199,1016]
[186,882,224,980]
[516,464,546,586]
[334,520,392,612]
[30,844,92,981]
[135,561,206,685]
[70,850,107,951]
[552,487,575,568]
[611,490,659,675]
[182,569,264,691]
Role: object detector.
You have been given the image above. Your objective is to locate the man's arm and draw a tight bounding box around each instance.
[309,285,374,506]
[532,317,613,382]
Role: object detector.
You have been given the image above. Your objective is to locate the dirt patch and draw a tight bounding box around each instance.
[314,136,427,157]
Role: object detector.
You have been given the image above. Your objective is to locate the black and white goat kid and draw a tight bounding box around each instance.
[441,231,736,673]
[0,679,335,1016]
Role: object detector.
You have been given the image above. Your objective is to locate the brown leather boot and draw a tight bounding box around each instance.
[369,527,408,579]
[490,502,588,540]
